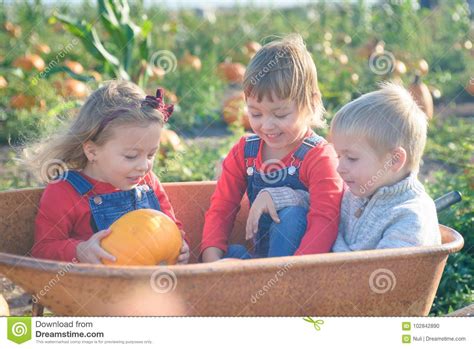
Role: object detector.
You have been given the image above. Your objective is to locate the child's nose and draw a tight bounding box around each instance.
[336,161,346,174]
[261,117,276,131]
[136,159,148,172]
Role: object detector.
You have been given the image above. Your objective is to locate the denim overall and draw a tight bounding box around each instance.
[63,171,161,232]
[225,134,323,259]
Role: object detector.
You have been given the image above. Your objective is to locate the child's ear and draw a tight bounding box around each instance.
[82,141,98,162]
[389,147,407,172]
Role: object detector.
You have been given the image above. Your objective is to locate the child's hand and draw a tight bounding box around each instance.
[76,228,116,264]
[177,238,190,264]
[246,191,280,241]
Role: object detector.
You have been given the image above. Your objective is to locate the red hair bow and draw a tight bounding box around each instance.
[142,88,174,122]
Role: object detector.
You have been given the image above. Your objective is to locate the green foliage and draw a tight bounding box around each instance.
[50,0,154,83]
[423,116,473,315]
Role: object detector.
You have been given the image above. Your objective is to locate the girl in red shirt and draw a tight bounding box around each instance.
[29,80,189,264]
[201,34,344,262]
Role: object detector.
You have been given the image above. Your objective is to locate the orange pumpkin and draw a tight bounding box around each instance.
[393,60,407,76]
[160,128,184,156]
[179,52,202,71]
[0,294,9,316]
[101,209,182,266]
[55,79,89,99]
[0,76,7,89]
[34,43,51,55]
[13,54,45,71]
[417,59,429,76]
[409,75,434,119]
[465,79,474,96]
[223,91,251,130]
[89,71,102,82]
[218,62,246,84]
[4,21,21,38]
[245,41,262,58]
[10,94,36,110]
[64,60,84,74]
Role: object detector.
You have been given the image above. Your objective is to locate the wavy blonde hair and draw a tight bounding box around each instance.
[243,33,325,128]
[24,80,165,181]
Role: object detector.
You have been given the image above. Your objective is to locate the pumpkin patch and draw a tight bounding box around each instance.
[100,209,182,266]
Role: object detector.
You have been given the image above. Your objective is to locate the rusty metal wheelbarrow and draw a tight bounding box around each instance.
[0,183,464,316]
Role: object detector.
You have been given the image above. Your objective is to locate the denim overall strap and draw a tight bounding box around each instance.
[89,184,161,232]
[61,171,161,233]
[245,134,321,257]
[293,134,324,161]
[62,170,94,195]
[244,134,261,160]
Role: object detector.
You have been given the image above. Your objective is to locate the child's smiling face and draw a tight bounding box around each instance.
[83,122,162,190]
[246,94,310,154]
[332,133,400,198]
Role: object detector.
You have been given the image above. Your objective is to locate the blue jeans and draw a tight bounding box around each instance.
[224,206,308,259]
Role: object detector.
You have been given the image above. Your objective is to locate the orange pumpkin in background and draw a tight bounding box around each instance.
[223,91,251,130]
[13,54,45,71]
[179,52,202,71]
[245,41,262,58]
[217,62,246,84]
[64,60,84,74]
[34,43,51,55]
[55,79,89,99]
[409,75,434,120]
[101,209,182,266]
[160,128,184,156]
[10,94,36,110]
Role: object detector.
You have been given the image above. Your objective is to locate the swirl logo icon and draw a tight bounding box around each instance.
[7,317,32,344]
[40,159,69,184]
[369,268,397,294]
[149,50,177,74]
[150,269,178,294]
[261,159,287,185]
[368,50,395,75]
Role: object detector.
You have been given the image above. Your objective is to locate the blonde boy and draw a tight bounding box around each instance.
[262,82,441,251]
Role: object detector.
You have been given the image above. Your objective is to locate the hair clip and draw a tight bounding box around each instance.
[142,88,174,122]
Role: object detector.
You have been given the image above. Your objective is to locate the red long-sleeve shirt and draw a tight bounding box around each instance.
[32,171,183,262]
[201,134,344,256]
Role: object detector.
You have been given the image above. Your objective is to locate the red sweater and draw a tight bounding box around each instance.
[32,171,183,262]
[201,135,344,255]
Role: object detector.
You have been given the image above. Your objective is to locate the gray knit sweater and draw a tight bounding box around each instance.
[262,173,441,251]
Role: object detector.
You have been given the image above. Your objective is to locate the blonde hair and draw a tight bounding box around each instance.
[243,34,325,128]
[330,82,428,172]
[25,80,165,181]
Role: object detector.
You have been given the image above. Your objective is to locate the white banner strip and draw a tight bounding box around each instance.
[1,317,472,348]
